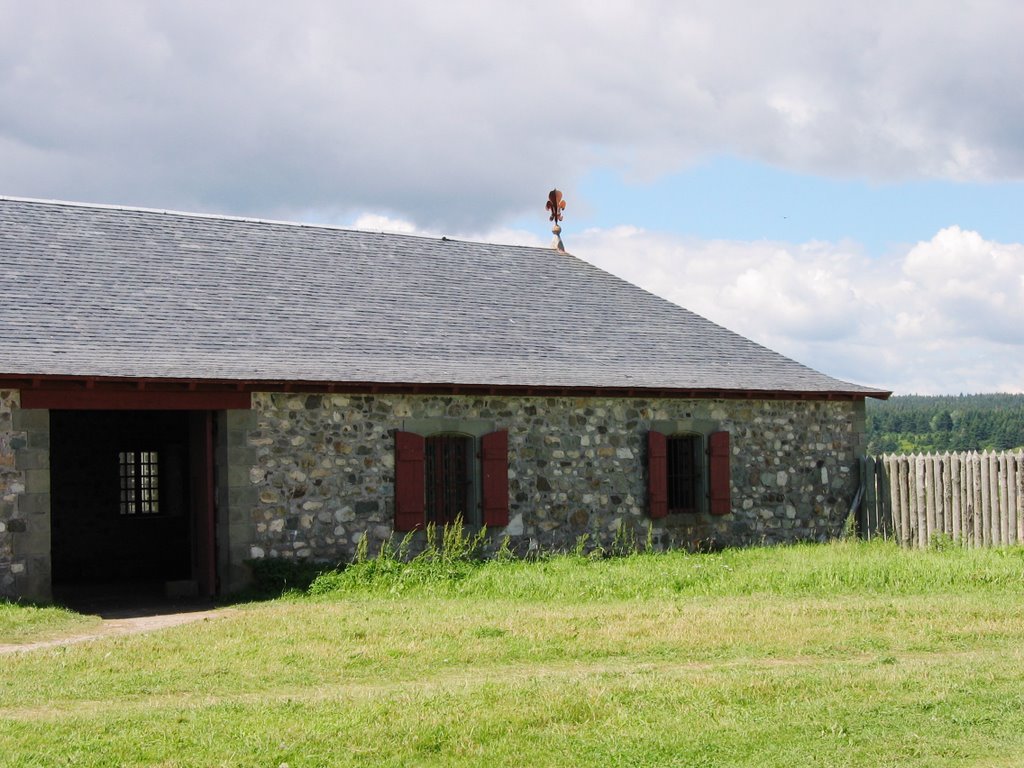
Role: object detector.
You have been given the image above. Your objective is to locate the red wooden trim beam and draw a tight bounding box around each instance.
[0,373,890,402]
[20,388,251,410]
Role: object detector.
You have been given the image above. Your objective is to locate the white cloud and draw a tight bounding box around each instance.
[349,214,424,236]
[566,225,1024,395]
[344,212,545,248]
[900,227,1024,344]
[2,1,1024,226]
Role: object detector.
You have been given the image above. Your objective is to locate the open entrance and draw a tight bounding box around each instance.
[49,410,217,607]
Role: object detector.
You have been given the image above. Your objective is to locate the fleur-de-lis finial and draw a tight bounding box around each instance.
[546,189,566,252]
[546,189,565,223]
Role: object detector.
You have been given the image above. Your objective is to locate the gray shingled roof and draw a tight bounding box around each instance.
[0,196,886,396]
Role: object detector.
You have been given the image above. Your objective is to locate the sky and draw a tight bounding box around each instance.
[1,1,1022,395]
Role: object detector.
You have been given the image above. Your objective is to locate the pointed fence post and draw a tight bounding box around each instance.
[999,456,1015,548]
[983,456,991,548]
[890,456,902,545]
[993,452,1002,545]
[879,457,892,539]
[940,453,952,537]
[1016,452,1024,544]
[861,457,877,539]
[899,456,913,548]
[972,452,984,548]
[884,456,899,543]
[915,455,928,548]
[951,453,962,542]
[1016,451,1024,543]
[961,453,969,546]
[925,455,938,541]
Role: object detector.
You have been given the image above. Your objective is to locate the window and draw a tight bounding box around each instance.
[648,430,730,518]
[119,450,160,515]
[394,429,509,531]
[425,434,472,525]
[666,434,701,514]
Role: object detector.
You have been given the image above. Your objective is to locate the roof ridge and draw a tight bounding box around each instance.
[0,194,556,253]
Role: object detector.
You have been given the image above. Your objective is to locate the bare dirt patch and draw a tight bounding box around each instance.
[0,607,236,655]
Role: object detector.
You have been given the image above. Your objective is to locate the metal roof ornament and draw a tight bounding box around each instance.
[546,189,566,252]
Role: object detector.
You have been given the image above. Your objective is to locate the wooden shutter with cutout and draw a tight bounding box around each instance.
[394,430,425,531]
[647,431,668,519]
[481,430,509,528]
[708,430,731,516]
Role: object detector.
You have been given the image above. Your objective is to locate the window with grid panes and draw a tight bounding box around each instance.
[666,434,701,514]
[424,434,473,525]
[118,450,160,515]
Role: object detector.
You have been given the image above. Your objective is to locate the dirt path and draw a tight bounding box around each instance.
[0,607,237,654]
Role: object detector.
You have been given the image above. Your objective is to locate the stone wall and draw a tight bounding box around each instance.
[0,390,21,595]
[244,392,865,563]
[217,409,259,593]
[0,390,867,599]
[0,391,51,600]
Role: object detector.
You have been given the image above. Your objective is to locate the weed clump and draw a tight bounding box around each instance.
[309,518,489,596]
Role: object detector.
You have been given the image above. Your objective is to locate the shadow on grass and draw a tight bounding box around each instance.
[46,558,340,620]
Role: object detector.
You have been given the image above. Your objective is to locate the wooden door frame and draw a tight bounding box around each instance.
[189,411,218,597]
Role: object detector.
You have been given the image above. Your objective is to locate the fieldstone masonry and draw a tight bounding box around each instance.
[0,390,865,599]
[245,392,865,564]
[217,409,260,593]
[0,390,20,595]
[1,390,51,600]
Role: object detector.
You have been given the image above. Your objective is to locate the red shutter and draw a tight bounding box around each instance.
[709,430,731,516]
[481,430,509,528]
[647,431,668,519]
[394,431,425,531]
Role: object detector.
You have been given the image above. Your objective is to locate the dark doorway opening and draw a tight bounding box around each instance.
[50,410,217,608]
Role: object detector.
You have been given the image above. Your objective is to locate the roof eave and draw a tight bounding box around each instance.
[0,373,892,407]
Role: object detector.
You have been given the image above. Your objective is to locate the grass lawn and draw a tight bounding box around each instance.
[4,540,1024,766]
[0,600,100,645]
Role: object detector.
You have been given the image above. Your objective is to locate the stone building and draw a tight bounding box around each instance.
[0,196,888,602]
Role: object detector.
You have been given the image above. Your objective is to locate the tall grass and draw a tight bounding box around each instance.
[309,530,1024,601]
[310,518,490,595]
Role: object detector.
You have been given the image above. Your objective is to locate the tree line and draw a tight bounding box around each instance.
[866,393,1024,455]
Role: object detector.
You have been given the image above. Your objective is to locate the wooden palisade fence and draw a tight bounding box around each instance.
[858,452,1024,547]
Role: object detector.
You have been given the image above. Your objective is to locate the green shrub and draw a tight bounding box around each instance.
[929,532,956,551]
